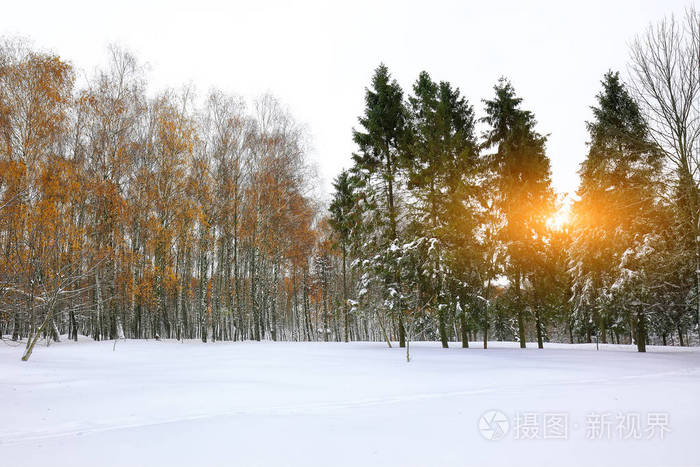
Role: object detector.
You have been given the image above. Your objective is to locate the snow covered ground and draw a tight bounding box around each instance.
[1,338,699,467]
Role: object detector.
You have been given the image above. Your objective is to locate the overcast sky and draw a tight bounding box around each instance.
[2,0,694,198]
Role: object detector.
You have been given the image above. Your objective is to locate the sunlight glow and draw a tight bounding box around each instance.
[546,206,571,231]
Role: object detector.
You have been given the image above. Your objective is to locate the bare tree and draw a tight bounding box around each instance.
[629,6,700,331]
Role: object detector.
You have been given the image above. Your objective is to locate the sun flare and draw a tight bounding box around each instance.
[546,207,571,231]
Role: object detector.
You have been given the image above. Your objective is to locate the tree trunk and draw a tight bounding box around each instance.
[342,247,349,343]
[535,307,543,349]
[461,311,469,348]
[439,309,449,348]
[69,308,77,341]
[636,307,646,353]
[22,302,55,361]
[12,309,21,341]
[484,279,491,349]
[95,271,103,341]
[515,272,526,348]
[599,310,607,344]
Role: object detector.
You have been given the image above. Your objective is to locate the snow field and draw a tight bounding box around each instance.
[1,338,699,466]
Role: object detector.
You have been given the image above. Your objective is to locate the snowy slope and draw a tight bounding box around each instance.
[1,339,698,466]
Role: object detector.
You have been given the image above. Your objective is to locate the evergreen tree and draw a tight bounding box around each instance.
[529,219,572,348]
[482,78,554,348]
[404,71,480,348]
[329,169,356,342]
[352,64,409,347]
[352,64,407,243]
[570,71,662,351]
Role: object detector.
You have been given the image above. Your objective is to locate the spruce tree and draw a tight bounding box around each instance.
[404,71,480,348]
[570,71,662,351]
[352,64,409,347]
[329,169,356,342]
[482,78,554,349]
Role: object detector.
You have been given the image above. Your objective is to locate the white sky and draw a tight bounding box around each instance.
[2,0,694,198]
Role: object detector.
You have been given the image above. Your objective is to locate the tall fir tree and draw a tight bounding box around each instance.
[329,169,356,342]
[482,78,554,348]
[352,64,409,347]
[570,71,662,351]
[404,71,480,348]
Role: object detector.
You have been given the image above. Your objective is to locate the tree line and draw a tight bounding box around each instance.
[330,7,700,355]
[1,8,698,360]
[0,40,357,360]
